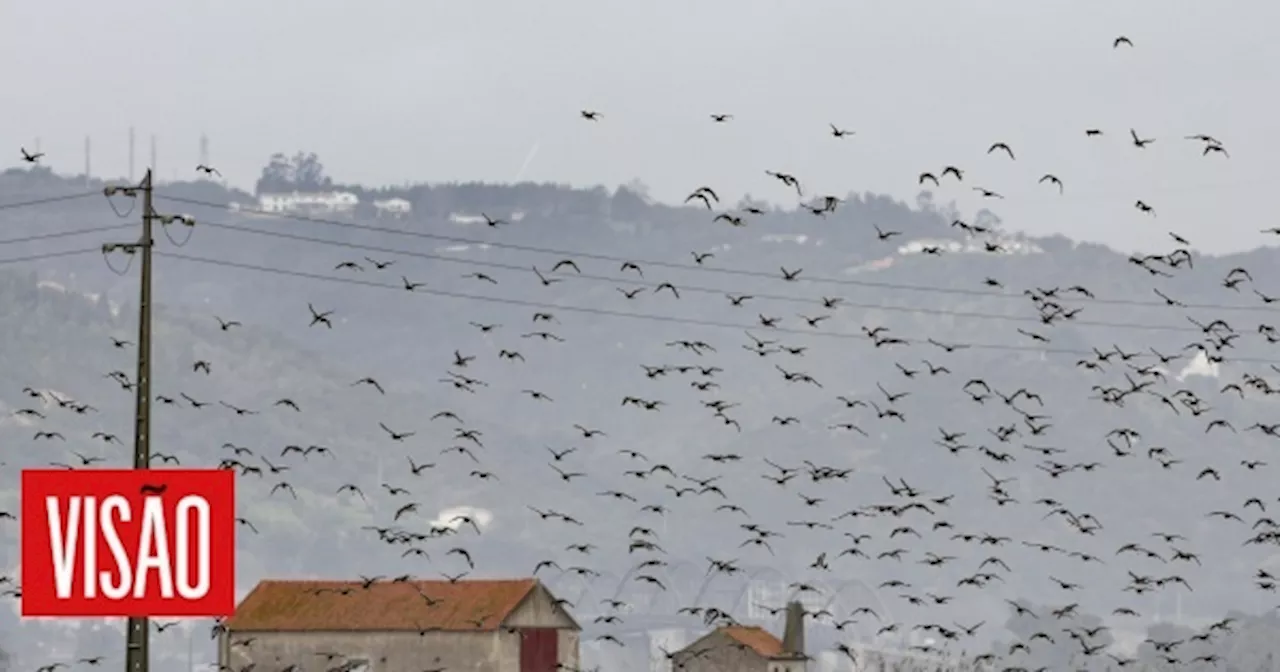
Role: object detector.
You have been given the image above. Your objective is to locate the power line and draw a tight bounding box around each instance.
[157,193,1280,314]
[0,193,1258,349]
[0,194,1254,343]
[0,191,101,211]
[152,250,1280,365]
[0,223,134,247]
[195,218,1231,336]
[0,234,1246,372]
[0,247,102,265]
[0,202,1240,344]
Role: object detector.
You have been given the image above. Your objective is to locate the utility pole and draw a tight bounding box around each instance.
[102,171,194,672]
[104,169,154,672]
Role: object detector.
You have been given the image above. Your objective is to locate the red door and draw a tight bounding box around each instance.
[520,628,558,672]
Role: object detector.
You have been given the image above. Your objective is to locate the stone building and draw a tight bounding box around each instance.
[671,601,808,672]
[219,577,580,672]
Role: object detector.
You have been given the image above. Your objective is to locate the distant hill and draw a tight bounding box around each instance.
[5,164,1280,672]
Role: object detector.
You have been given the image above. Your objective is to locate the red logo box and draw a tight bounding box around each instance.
[20,468,235,618]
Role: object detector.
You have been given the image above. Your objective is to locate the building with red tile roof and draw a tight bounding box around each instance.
[671,602,808,672]
[219,578,579,672]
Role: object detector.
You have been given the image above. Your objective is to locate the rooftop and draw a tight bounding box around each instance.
[225,578,541,632]
[720,625,784,657]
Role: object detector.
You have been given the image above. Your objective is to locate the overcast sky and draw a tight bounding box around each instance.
[3,1,1276,254]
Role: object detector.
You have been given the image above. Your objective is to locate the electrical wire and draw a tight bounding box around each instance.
[0,248,102,265]
[103,191,137,219]
[0,222,139,273]
[156,193,1280,314]
[159,219,195,248]
[0,187,1260,350]
[195,218,1234,336]
[153,250,1280,365]
[0,189,1265,347]
[102,247,136,276]
[0,223,134,247]
[0,191,100,211]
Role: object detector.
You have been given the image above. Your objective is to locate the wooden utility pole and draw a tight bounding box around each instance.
[125,168,154,672]
[103,171,196,672]
[104,169,154,672]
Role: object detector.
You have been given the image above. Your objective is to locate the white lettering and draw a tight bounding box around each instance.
[99,496,132,599]
[134,497,173,599]
[83,497,97,598]
[46,496,80,599]
[44,492,215,603]
[174,496,211,599]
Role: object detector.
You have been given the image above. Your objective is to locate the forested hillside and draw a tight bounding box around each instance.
[4,162,1280,671]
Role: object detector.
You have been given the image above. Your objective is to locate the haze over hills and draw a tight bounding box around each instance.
[9,2,1280,671]
[4,161,1280,671]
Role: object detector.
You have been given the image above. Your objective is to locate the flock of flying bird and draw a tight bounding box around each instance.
[6,31,1280,672]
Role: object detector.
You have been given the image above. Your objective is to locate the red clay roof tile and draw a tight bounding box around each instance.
[225,578,540,632]
[720,625,783,657]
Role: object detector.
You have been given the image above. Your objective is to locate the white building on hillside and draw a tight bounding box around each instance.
[448,210,526,225]
[373,197,412,217]
[257,191,359,215]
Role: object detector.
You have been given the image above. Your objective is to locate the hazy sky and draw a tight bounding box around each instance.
[4,1,1277,254]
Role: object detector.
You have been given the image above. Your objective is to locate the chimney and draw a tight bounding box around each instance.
[781,601,805,657]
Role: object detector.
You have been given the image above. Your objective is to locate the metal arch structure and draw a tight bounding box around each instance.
[580,562,802,623]
[543,569,624,615]
[646,559,696,613]
[604,565,643,607]
[584,570,624,610]
[819,577,893,618]
[542,569,590,606]
[631,563,686,617]
[661,558,697,587]
[567,566,898,631]
[745,564,786,582]
[688,567,725,609]
[724,565,786,620]
[684,559,779,611]
[631,585,667,617]
[818,577,896,642]
[590,570,624,599]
